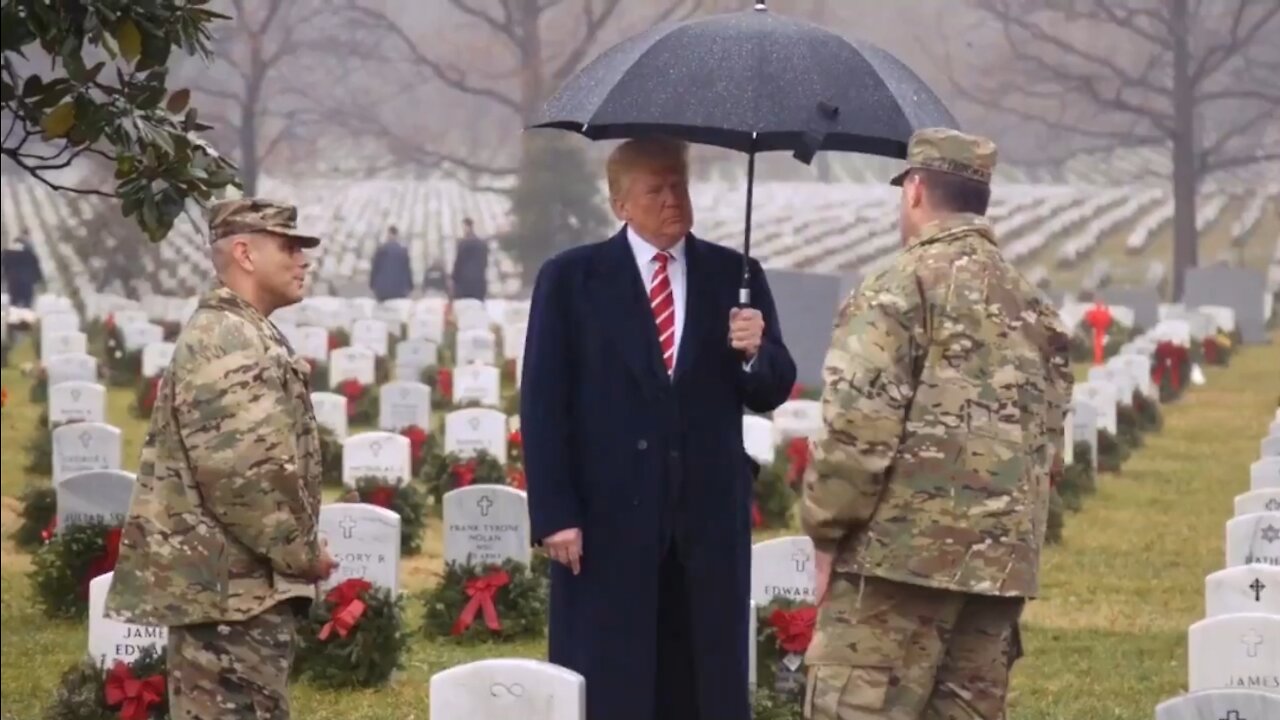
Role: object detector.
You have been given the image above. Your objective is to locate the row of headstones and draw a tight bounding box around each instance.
[1154,418,1280,719]
[333,413,510,487]
[1058,299,1238,345]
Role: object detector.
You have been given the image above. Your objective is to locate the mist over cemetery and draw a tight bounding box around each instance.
[3,1,1280,719]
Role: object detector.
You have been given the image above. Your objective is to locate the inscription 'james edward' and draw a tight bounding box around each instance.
[1229,674,1280,689]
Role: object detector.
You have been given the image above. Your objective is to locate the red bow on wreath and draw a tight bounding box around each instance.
[507,465,526,490]
[337,380,365,418]
[318,578,372,641]
[104,660,165,720]
[366,485,396,509]
[451,569,510,636]
[768,606,817,654]
[1152,341,1186,392]
[1201,337,1219,365]
[785,438,810,486]
[82,527,122,598]
[452,458,478,488]
[437,367,453,399]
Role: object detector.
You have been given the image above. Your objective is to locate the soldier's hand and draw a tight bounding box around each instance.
[543,527,583,575]
[814,549,834,605]
[311,546,340,582]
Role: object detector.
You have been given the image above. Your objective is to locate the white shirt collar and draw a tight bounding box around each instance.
[626,225,686,266]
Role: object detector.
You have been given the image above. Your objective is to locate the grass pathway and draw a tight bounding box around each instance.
[1,334,1277,718]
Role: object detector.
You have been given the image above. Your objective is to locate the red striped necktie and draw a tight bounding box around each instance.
[649,251,676,374]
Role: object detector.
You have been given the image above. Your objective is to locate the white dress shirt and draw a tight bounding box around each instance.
[627,226,755,374]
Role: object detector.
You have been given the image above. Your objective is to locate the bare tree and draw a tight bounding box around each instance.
[334,0,711,183]
[945,0,1280,299]
[180,0,331,194]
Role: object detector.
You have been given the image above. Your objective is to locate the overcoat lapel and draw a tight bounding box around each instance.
[593,228,668,390]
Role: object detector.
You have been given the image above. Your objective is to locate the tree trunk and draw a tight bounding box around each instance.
[1170,0,1198,301]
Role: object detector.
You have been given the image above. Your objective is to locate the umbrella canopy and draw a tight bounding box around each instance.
[531,1,958,162]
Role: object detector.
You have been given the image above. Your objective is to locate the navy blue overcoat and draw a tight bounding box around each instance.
[520,227,797,720]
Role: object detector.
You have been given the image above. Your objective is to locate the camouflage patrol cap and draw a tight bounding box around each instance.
[889,128,997,187]
[207,198,321,248]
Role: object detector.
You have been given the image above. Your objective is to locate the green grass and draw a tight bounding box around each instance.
[2,331,1279,718]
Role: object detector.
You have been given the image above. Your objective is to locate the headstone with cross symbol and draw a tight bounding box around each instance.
[429,658,586,720]
[1154,689,1280,720]
[318,503,400,595]
[1206,566,1280,617]
[451,364,502,408]
[378,381,433,431]
[48,381,106,427]
[443,486,530,568]
[445,408,508,458]
[341,431,412,488]
[43,352,98,388]
[56,470,136,533]
[749,536,816,606]
[1188,613,1280,694]
[1236,489,1280,518]
[51,422,122,485]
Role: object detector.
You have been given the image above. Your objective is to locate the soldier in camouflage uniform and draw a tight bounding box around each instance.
[800,129,1074,719]
[106,199,338,719]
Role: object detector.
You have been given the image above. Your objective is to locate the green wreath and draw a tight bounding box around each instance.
[318,427,344,488]
[293,580,408,689]
[426,450,509,504]
[1131,391,1162,433]
[132,376,162,420]
[1068,321,1133,364]
[1046,486,1064,545]
[351,475,429,556]
[754,460,794,530]
[25,414,55,478]
[332,379,377,427]
[1116,404,1143,450]
[753,597,814,719]
[1056,442,1096,514]
[421,558,548,644]
[103,325,141,388]
[32,521,121,620]
[12,485,57,550]
[47,645,168,720]
[1096,429,1129,474]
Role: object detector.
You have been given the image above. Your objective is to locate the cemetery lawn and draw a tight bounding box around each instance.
[2,334,1278,718]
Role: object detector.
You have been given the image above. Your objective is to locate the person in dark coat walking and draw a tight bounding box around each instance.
[2,232,44,308]
[520,136,796,720]
[368,226,414,301]
[450,218,489,300]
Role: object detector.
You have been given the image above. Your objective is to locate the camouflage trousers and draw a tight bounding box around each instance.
[167,602,300,719]
[803,573,1024,720]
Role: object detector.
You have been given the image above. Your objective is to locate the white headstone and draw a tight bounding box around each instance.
[1073,382,1118,435]
[41,330,88,362]
[443,486,531,567]
[285,325,329,362]
[452,365,502,408]
[373,306,404,338]
[1254,458,1280,491]
[429,659,585,720]
[1155,690,1280,720]
[88,572,166,669]
[1197,305,1237,333]
[1236,489,1280,517]
[318,503,401,595]
[407,312,445,344]
[394,339,439,380]
[119,322,165,352]
[1226,513,1280,567]
[1263,436,1280,459]
[1069,401,1100,473]
[310,392,348,439]
[378,381,433,431]
[501,323,526,363]
[743,416,776,465]
[351,318,390,357]
[1206,565,1280,618]
[1155,319,1193,346]
[40,311,80,337]
[328,346,377,387]
[52,422,122,485]
[55,470,136,531]
[772,400,823,440]
[1187,613,1279,694]
[1090,364,1135,406]
[111,309,149,329]
[456,329,497,366]
[445,408,508,458]
[341,432,412,488]
[48,381,106,427]
[1110,354,1156,400]
[453,300,490,332]
[140,341,175,378]
[750,536,816,606]
[44,353,98,388]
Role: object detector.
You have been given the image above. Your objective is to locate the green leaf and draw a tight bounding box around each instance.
[0,80,13,104]
[85,61,106,84]
[117,19,142,63]
[40,102,76,139]
[21,75,43,99]
[166,88,190,114]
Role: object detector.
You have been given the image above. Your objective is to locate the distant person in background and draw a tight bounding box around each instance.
[2,231,44,308]
[369,225,414,301]
[421,259,449,296]
[451,217,489,301]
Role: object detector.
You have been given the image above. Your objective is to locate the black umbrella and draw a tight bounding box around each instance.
[531,0,959,302]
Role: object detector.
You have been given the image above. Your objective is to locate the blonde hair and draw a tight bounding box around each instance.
[606,136,690,198]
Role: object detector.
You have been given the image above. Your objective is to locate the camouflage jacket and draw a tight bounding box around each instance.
[800,214,1073,598]
[105,287,323,626]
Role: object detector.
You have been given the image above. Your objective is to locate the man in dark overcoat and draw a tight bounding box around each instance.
[520,135,797,720]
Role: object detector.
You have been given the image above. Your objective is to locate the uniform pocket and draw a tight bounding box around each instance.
[804,664,894,716]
